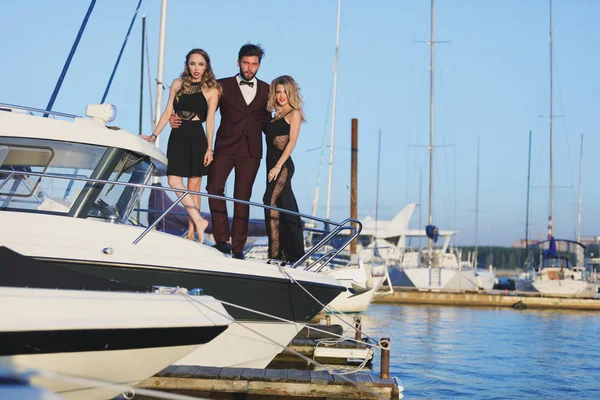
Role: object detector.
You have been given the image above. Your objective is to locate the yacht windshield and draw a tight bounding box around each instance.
[0,137,153,222]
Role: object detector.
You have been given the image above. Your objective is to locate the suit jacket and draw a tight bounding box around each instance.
[214,76,270,159]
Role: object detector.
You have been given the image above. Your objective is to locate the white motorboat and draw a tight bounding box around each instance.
[0,249,231,399]
[0,104,347,369]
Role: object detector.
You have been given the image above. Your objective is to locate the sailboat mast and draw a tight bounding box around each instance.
[577,133,583,243]
[548,0,555,238]
[474,136,480,269]
[428,0,435,258]
[325,0,341,221]
[154,0,167,146]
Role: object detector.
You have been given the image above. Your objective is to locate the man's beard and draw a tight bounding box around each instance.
[239,67,256,81]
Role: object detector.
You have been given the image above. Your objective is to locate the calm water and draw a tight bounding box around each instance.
[356,304,600,399]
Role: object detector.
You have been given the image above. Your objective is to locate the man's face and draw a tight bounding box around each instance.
[237,55,261,81]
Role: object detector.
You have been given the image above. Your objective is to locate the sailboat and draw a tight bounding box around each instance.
[389,0,484,292]
[515,0,597,298]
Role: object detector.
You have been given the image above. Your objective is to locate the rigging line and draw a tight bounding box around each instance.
[212,289,381,350]
[279,268,379,344]
[101,0,144,104]
[182,295,389,400]
[44,0,96,117]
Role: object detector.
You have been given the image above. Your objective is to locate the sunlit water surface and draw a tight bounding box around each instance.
[351,304,600,399]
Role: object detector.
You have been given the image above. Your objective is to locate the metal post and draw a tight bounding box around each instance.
[380,338,390,379]
[350,118,358,256]
[325,314,331,326]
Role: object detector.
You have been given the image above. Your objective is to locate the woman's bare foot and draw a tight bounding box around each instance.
[186,221,196,241]
[194,218,209,244]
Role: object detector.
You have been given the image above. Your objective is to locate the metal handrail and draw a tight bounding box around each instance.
[0,103,80,119]
[0,168,362,268]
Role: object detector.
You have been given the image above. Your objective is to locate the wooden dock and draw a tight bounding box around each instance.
[135,365,402,399]
[374,287,600,310]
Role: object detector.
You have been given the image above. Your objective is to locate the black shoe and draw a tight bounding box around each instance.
[213,242,232,255]
[232,252,245,260]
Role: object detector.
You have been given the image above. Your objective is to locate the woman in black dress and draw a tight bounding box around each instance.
[263,75,306,262]
[142,49,220,243]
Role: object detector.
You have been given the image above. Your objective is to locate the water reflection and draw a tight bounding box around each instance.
[360,304,600,399]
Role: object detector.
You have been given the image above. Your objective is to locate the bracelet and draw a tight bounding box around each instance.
[274,166,281,170]
[207,149,213,152]
[150,134,157,141]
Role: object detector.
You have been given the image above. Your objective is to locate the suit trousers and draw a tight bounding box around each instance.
[206,152,260,254]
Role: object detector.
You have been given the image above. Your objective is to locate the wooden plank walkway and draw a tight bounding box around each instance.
[135,365,402,399]
[374,287,600,310]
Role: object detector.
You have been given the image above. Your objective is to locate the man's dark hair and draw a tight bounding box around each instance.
[238,43,265,62]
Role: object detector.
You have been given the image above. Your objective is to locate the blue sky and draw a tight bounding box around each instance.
[1,0,598,246]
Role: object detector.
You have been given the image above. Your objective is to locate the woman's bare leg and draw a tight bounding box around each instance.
[167,175,208,243]
[187,177,201,241]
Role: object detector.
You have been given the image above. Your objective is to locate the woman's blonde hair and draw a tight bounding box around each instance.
[267,75,306,122]
[176,48,221,100]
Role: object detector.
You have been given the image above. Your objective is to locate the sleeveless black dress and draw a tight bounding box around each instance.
[166,82,209,177]
[262,113,305,262]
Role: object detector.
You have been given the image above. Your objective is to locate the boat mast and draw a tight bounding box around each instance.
[577,133,583,243]
[525,130,532,249]
[325,0,341,221]
[548,0,555,238]
[474,136,480,269]
[154,0,167,147]
[427,0,435,266]
[375,129,382,239]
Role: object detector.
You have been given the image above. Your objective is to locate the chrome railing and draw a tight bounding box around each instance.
[0,169,362,270]
[0,103,80,119]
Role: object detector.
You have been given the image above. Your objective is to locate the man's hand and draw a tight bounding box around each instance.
[169,112,182,129]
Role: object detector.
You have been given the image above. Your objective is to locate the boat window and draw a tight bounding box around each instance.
[0,137,106,214]
[87,151,152,222]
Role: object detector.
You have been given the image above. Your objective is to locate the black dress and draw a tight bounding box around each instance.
[262,113,305,262]
[166,82,209,177]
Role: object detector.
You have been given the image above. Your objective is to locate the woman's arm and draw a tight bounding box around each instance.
[203,88,220,166]
[268,110,301,182]
[141,79,180,142]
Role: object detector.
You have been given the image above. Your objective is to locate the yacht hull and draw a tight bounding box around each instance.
[390,267,479,291]
[176,321,304,368]
[515,279,598,298]
[0,286,230,400]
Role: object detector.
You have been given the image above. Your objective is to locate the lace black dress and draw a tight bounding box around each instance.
[262,113,305,262]
[166,82,209,177]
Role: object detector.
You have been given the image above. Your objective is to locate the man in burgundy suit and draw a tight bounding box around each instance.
[173,44,270,259]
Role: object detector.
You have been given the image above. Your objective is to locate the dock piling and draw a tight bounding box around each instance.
[354,315,362,341]
[380,337,390,379]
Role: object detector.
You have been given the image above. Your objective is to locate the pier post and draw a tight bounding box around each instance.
[354,315,362,341]
[350,118,358,256]
[380,338,390,379]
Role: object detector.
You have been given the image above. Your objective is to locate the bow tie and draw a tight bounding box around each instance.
[239,80,254,88]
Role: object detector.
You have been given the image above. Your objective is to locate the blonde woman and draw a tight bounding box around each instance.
[142,49,220,243]
[262,75,306,262]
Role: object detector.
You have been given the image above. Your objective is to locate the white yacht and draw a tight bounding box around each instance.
[0,104,347,369]
[1,247,232,400]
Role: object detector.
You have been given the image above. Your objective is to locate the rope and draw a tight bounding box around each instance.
[182,293,390,400]
[279,267,383,347]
